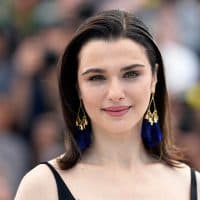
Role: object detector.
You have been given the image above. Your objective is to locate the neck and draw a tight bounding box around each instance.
[82,123,154,170]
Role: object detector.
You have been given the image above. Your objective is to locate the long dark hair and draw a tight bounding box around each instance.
[57,10,183,170]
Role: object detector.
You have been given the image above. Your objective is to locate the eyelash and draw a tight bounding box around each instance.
[123,71,139,79]
[88,75,106,81]
[88,71,140,81]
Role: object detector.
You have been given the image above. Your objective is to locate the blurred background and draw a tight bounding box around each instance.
[0,0,199,199]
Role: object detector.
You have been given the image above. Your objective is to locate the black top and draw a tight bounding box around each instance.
[43,162,75,200]
[42,162,198,200]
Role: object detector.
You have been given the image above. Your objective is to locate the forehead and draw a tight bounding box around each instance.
[78,38,150,71]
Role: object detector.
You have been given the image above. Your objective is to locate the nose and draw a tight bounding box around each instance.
[107,78,125,102]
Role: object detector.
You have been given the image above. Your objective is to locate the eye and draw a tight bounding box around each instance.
[88,74,106,81]
[123,71,139,79]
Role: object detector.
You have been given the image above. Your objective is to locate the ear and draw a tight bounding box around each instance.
[151,63,158,93]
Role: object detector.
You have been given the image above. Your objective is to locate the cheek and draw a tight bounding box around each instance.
[135,88,151,110]
[79,84,102,114]
[128,79,152,111]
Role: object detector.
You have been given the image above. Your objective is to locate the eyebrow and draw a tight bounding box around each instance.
[81,64,145,75]
[121,64,145,72]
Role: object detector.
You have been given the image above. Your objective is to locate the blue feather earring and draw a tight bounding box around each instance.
[75,101,91,151]
[141,93,163,148]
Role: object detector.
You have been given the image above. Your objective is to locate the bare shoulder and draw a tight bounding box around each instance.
[173,162,200,192]
[172,162,192,182]
[173,162,191,174]
[156,162,190,187]
[15,163,57,200]
[156,161,190,176]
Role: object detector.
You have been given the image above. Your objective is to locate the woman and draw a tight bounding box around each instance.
[15,10,200,200]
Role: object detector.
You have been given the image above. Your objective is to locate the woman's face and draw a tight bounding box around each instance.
[77,38,157,134]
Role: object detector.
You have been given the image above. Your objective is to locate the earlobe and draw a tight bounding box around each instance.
[151,63,158,93]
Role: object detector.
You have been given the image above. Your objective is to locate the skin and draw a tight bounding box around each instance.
[15,38,200,200]
[77,38,157,167]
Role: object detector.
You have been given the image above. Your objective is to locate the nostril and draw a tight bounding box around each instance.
[107,80,126,101]
[108,94,125,102]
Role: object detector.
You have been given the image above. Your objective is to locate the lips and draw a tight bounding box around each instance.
[102,106,132,117]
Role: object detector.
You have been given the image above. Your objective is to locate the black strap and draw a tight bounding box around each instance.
[42,162,76,200]
[42,163,198,200]
[191,168,197,200]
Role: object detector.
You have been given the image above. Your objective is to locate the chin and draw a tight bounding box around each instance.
[102,123,138,135]
[91,117,142,135]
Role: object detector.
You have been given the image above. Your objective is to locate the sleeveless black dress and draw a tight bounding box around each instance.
[42,162,198,200]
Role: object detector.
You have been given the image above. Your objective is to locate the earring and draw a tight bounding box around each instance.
[76,101,88,130]
[144,94,159,125]
[75,101,91,151]
[141,93,163,148]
